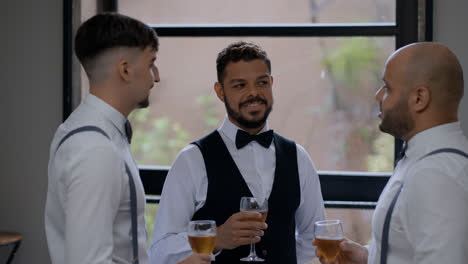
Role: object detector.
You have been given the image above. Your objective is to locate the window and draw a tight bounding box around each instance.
[65,0,430,248]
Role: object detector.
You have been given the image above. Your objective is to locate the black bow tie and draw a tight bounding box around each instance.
[235,129,274,149]
[124,120,133,144]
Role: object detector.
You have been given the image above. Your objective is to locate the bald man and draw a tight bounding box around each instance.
[314,42,468,264]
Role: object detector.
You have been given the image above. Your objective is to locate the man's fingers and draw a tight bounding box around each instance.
[179,253,211,264]
[237,210,262,218]
[235,236,262,245]
[227,230,263,246]
[314,245,328,264]
[340,239,359,252]
[221,236,262,248]
[233,229,264,238]
[216,212,268,250]
[230,211,256,220]
[198,254,211,262]
[317,255,333,264]
[234,221,268,231]
[229,211,268,231]
[236,211,267,223]
[340,240,351,251]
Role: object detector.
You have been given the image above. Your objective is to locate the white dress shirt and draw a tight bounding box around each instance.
[368,122,468,264]
[45,94,149,264]
[149,116,325,264]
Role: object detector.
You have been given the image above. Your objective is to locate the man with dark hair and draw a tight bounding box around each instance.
[149,41,326,264]
[45,13,159,264]
[315,43,468,264]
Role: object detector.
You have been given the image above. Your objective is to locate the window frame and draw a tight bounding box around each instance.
[63,0,432,208]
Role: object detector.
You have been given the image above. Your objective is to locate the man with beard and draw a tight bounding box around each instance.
[149,41,325,264]
[315,42,468,264]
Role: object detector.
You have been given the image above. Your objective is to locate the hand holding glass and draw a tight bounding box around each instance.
[188,220,217,255]
[314,220,344,262]
[240,197,268,262]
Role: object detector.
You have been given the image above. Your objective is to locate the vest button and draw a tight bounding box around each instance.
[262,249,268,256]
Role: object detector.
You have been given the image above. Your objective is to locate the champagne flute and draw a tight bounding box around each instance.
[314,219,344,262]
[188,220,217,255]
[240,197,268,262]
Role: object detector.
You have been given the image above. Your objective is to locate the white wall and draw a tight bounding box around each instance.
[433,0,468,135]
[0,0,466,263]
[0,0,62,263]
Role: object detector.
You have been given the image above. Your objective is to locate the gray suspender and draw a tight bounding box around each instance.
[380,183,402,264]
[125,163,139,264]
[56,126,139,264]
[380,148,468,264]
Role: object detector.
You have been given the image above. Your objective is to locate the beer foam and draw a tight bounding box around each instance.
[315,236,344,240]
[188,232,216,237]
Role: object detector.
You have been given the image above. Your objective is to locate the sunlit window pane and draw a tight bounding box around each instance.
[145,202,159,248]
[119,0,395,24]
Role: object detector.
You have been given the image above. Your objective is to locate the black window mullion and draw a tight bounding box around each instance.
[139,167,390,205]
[63,0,73,121]
[98,0,118,13]
[425,0,433,41]
[152,24,397,37]
[393,0,419,165]
[396,0,418,48]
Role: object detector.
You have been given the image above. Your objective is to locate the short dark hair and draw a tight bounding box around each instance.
[74,12,158,67]
[216,41,271,83]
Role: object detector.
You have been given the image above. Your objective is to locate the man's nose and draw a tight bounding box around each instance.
[153,67,160,83]
[246,83,260,95]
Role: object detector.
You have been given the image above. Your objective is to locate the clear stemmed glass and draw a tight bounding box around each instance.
[239,197,268,262]
[314,219,344,262]
[188,220,217,255]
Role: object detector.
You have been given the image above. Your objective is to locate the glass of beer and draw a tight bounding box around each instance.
[188,220,217,255]
[240,196,268,262]
[314,219,344,262]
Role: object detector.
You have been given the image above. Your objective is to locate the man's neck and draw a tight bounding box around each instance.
[90,87,132,118]
[402,118,458,141]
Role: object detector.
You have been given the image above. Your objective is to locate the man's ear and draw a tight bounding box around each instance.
[411,85,431,113]
[118,59,131,82]
[214,82,225,103]
[270,75,274,86]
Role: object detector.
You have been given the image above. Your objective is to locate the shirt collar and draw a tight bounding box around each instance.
[83,93,128,138]
[218,115,270,144]
[406,121,461,160]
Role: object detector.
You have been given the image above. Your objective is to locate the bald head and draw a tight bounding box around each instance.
[387,42,464,109]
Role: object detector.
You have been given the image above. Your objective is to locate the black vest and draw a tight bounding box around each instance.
[192,130,300,264]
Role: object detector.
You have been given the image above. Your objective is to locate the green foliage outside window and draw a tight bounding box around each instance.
[129,108,190,166]
[195,94,220,133]
[321,37,381,111]
[129,94,220,166]
[367,132,394,172]
[322,38,380,92]
[321,37,393,172]
[145,202,159,249]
